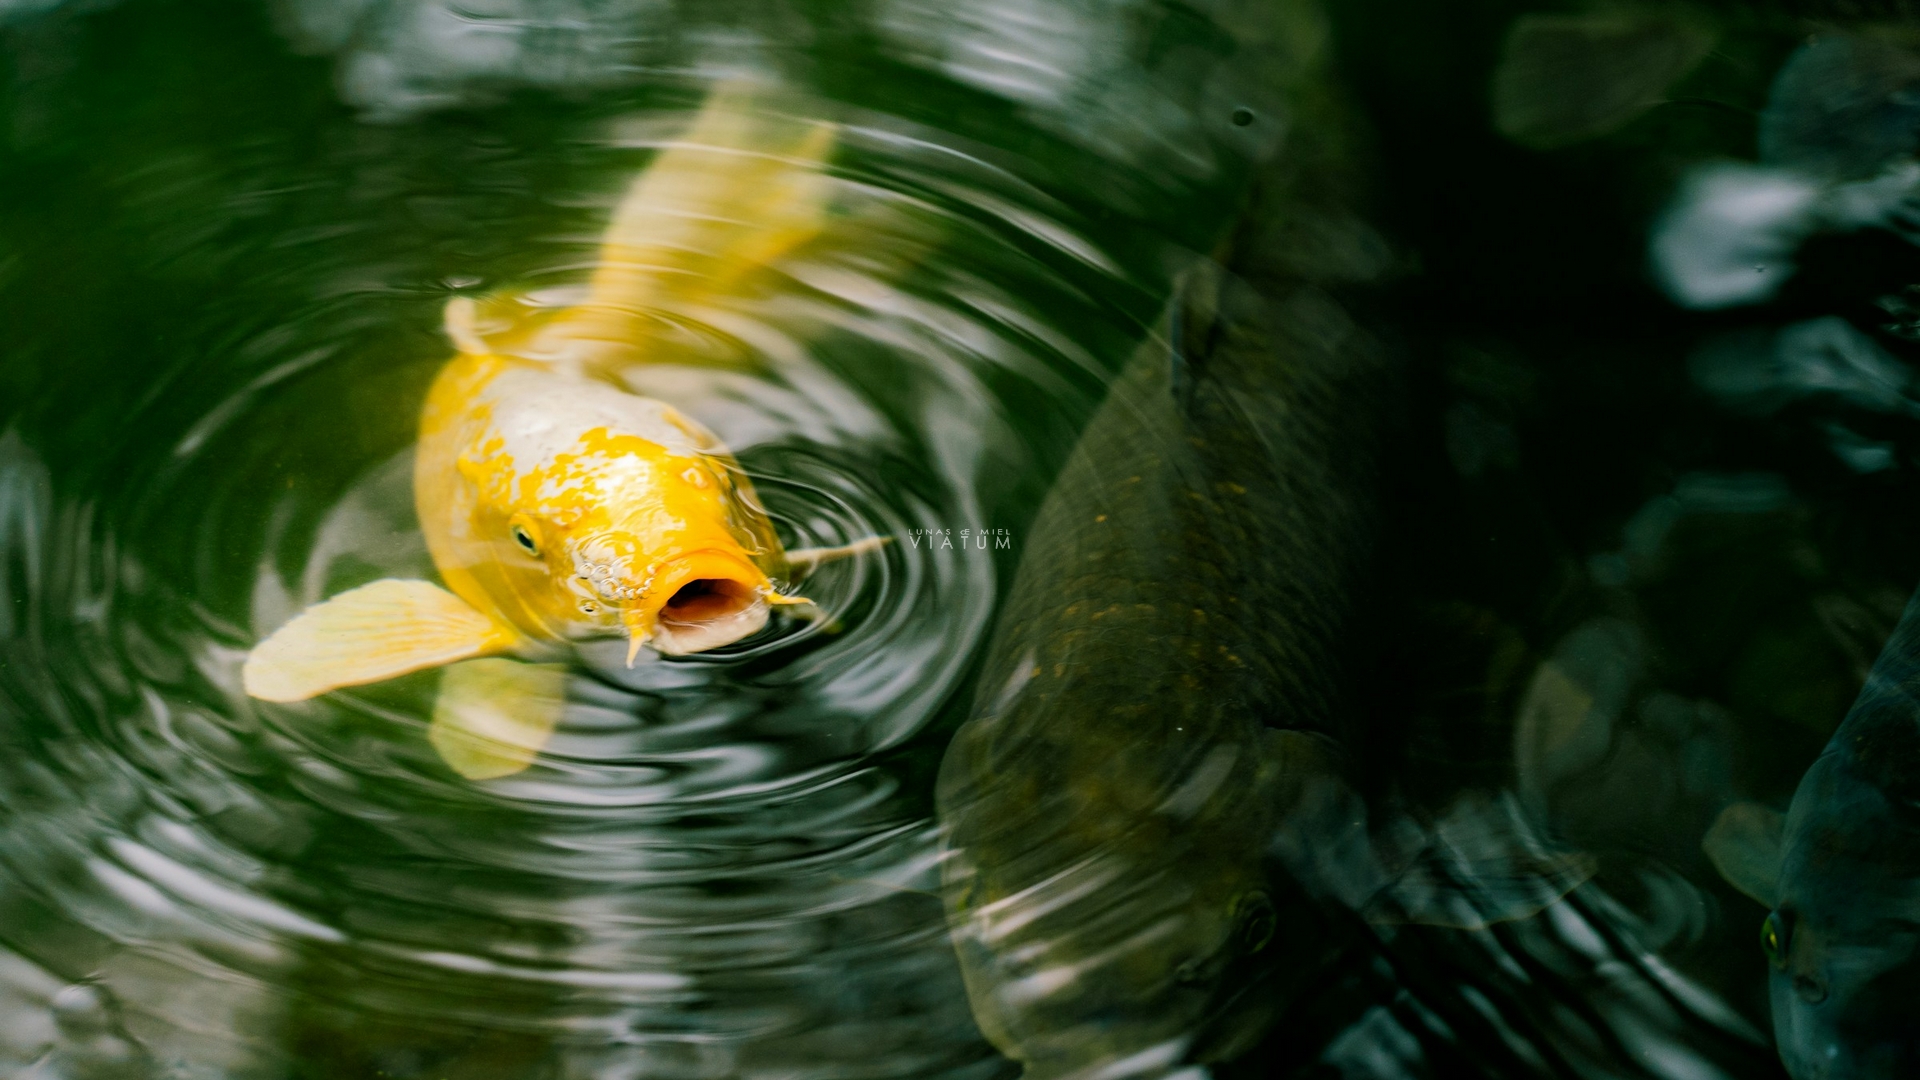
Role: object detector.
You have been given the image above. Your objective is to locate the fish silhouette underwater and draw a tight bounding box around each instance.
[935,253,1595,1080]
[1706,585,1920,1079]
[934,80,1592,1072]
[243,87,880,779]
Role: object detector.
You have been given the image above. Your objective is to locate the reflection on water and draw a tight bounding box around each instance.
[0,0,1268,1072]
[4,0,1920,1077]
[1651,33,1920,310]
[0,131,1050,1076]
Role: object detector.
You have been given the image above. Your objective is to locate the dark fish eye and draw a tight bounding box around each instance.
[512,525,539,556]
[1233,892,1277,955]
[1761,911,1789,971]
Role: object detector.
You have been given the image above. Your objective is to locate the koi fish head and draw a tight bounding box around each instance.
[419,357,803,662]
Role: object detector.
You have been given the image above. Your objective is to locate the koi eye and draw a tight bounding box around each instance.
[1761,911,1789,971]
[511,524,539,556]
[579,599,598,615]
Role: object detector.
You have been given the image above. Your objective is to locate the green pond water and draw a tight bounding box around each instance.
[0,0,1917,1076]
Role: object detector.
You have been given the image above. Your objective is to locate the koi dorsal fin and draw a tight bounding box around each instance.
[563,83,838,358]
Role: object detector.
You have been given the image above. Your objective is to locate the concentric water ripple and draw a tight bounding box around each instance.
[0,51,1230,1071]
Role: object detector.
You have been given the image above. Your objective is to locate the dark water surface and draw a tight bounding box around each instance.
[0,0,1917,1077]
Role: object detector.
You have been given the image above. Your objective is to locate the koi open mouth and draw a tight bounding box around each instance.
[653,577,770,655]
[625,551,780,661]
[663,576,760,621]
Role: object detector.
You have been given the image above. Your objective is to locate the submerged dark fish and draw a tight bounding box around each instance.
[928,8,1405,1058]
[934,255,1390,1079]
[1706,586,1920,1079]
[932,242,1596,1076]
[925,0,1629,1062]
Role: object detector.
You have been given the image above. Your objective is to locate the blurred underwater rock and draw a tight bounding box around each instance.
[1492,9,1719,149]
[1651,33,1920,309]
[1688,316,1920,472]
[1689,317,1920,420]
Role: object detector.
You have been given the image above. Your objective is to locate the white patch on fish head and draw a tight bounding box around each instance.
[566,532,654,609]
[453,368,753,644]
[479,367,713,472]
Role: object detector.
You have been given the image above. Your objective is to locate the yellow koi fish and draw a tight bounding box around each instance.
[242,87,875,778]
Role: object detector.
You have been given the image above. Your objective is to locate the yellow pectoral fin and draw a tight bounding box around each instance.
[242,579,518,703]
[428,658,568,781]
